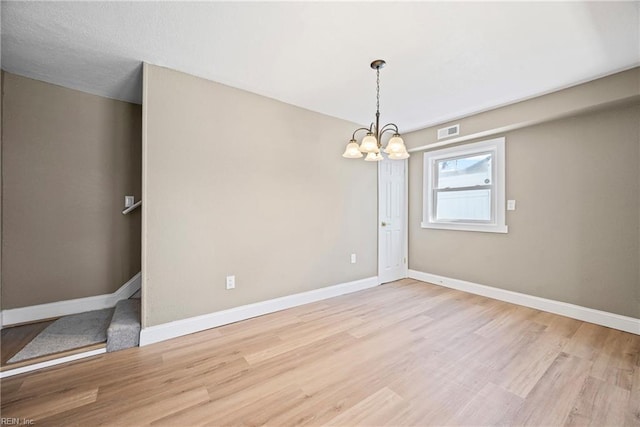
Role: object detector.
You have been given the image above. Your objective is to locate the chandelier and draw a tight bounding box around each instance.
[342,59,409,161]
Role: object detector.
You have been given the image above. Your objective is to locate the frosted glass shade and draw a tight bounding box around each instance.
[365,152,384,162]
[359,133,378,153]
[384,134,405,154]
[388,151,410,160]
[342,141,363,158]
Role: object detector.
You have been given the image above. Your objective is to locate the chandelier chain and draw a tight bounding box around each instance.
[376,68,380,115]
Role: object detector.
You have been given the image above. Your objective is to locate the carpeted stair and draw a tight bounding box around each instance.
[106,299,141,352]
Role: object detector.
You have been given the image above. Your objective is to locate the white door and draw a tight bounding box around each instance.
[378,157,407,284]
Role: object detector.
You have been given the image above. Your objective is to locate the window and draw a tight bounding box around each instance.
[422,137,507,233]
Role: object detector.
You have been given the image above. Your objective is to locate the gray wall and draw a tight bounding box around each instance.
[142,64,377,328]
[1,72,142,309]
[407,103,640,318]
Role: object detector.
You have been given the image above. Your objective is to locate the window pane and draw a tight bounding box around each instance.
[436,153,492,189]
[436,189,491,221]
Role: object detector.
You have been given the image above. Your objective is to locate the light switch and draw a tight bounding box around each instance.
[351,253,357,264]
[507,200,516,211]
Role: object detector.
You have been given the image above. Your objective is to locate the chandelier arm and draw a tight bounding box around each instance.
[351,127,372,140]
[378,127,399,147]
[379,123,400,134]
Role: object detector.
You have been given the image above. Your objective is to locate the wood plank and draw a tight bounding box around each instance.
[563,322,611,361]
[510,352,592,425]
[565,376,629,426]
[1,386,98,420]
[324,387,407,426]
[449,382,524,426]
[627,363,640,426]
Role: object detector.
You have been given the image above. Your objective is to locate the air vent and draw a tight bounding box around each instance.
[437,124,460,140]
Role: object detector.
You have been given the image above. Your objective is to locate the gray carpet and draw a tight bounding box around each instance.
[8,308,114,363]
[106,299,141,352]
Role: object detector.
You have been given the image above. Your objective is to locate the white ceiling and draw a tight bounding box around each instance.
[2,1,639,132]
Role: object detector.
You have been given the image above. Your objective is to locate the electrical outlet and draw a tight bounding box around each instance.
[125,196,135,208]
[507,200,516,211]
[226,275,235,290]
[350,253,357,264]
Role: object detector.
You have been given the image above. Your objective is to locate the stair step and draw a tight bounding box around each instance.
[106,299,141,352]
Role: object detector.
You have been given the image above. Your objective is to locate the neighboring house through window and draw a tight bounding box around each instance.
[422,137,507,233]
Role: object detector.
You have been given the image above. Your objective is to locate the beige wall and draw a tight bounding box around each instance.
[142,64,377,327]
[407,103,640,318]
[1,72,142,309]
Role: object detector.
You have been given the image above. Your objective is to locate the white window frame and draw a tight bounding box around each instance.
[422,137,507,233]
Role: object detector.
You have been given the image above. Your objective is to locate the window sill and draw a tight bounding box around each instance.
[420,222,508,234]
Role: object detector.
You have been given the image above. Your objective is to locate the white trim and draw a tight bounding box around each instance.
[140,276,379,346]
[419,222,508,234]
[404,158,409,278]
[1,272,141,327]
[0,348,106,379]
[408,270,640,335]
[422,137,507,234]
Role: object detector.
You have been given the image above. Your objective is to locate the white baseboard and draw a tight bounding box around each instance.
[408,270,640,335]
[1,272,141,327]
[0,348,106,379]
[140,276,379,346]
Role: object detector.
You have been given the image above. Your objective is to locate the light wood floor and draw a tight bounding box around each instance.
[1,279,638,426]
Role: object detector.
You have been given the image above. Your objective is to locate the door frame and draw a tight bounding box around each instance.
[377,158,409,284]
